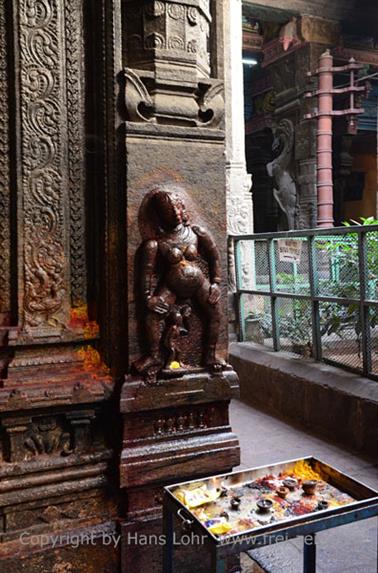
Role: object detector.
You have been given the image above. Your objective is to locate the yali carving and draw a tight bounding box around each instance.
[266,119,297,230]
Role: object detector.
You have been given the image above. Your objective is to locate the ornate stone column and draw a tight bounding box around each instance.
[0,3,118,572]
[223,0,254,291]
[119,2,240,571]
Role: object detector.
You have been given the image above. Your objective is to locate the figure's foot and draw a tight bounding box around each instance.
[205,350,227,373]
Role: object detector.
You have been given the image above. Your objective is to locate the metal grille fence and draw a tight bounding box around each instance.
[233,225,378,380]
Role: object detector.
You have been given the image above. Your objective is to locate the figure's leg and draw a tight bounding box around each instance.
[145,286,176,356]
[195,281,225,370]
[133,287,176,379]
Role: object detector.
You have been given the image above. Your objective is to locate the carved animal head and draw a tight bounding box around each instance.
[269,119,295,172]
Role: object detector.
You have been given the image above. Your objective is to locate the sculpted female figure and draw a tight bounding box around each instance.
[133,187,225,383]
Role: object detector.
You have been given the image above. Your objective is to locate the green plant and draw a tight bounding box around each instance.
[318,219,378,356]
[279,299,312,353]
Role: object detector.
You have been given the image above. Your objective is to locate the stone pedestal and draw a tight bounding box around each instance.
[120,370,239,514]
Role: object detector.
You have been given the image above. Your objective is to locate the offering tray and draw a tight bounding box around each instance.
[163,456,378,573]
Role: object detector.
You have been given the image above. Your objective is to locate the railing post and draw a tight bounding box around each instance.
[358,231,372,376]
[268,238,280,351]
[234,239,245,342]
[308,235,322,361]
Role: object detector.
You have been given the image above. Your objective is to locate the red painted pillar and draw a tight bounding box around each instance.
[317,50,334,228]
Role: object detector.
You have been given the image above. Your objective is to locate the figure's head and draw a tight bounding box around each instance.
[152,189,188,231]
[139,184,192,240]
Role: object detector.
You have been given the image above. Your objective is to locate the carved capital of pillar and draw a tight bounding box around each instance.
[122,0,224,128]
[124,0,211,79]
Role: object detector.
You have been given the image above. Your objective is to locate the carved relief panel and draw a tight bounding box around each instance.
[17,0,71,334]
[12,0,88,341]
[0,409,98,463]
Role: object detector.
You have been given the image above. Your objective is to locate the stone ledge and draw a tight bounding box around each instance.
[230,342,378,458]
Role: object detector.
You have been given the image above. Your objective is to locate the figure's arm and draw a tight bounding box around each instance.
[193,225,222,283]
[192,226,222,305]
[141,240,158,302]
[141,240,169,315]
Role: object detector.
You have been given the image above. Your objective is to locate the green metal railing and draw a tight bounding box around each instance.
[232,225,378,380]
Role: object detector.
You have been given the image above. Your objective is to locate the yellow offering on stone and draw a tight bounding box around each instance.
[169,361,181,370]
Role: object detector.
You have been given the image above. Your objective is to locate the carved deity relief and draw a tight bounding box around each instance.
[266,119,297,230]
[132,186,226,384]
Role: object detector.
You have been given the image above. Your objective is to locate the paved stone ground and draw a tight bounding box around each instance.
[230,400,378,573]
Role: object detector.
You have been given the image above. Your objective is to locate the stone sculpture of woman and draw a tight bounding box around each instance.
[133,186,225,384]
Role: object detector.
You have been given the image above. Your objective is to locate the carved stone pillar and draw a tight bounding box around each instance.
[223,0,254,291]
[123,0,223,129]
[2,0,103,385]
[0,3,118,571]
[119,2,240,571]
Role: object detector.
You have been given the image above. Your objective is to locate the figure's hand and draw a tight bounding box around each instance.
[208,283,221,305]
[147,296,169,315]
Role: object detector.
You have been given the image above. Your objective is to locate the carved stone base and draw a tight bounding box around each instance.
[121,368,240,494]
[0,361,117,571]
[120,368,240,571]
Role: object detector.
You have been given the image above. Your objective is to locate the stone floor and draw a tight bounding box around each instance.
[230,400,378,573]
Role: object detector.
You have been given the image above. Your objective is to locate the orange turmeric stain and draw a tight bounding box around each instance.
[70,305,100,339]
[77,345,110,376]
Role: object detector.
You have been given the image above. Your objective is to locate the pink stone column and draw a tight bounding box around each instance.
[317,50,334,228]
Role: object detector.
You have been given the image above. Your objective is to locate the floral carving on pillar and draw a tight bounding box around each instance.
[18,0,70,334]
[65,0,87,309]
[224,0,254,291]
[0,0,11,319]
[14,0,87,338]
